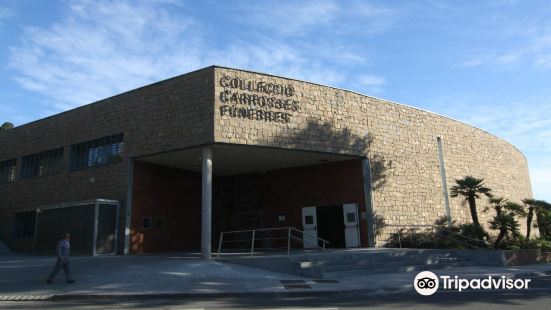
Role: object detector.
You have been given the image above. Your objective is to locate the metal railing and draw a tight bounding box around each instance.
[375,224,486,249]
[217,227,330,257]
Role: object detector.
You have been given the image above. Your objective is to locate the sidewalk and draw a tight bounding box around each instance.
[1,253,550,301]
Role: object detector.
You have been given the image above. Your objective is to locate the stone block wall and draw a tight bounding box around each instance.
[0,65,534,251]
[212,67,533,237]
[0,67,214,251]
[213,68,369,156]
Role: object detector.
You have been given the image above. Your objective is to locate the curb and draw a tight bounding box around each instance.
[512,270,551,279]
[0,286,413,302]
[51,287,414,301]
[0,295,53,301]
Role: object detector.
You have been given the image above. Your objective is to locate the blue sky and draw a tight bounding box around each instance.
[0,0,549,201]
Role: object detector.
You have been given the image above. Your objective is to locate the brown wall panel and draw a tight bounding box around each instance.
[131,161,201,253]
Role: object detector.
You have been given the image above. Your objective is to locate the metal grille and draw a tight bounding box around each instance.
[33,200,119,256]
[21,148,64,179]
[70,133,123,170]
[34,205,95,255]
[0,158,16,183]
[13,211,36,238]
[96,204,117,254]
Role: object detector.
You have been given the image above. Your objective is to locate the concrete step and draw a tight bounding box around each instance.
[297,253,462,266]
[291,250,459,263]
[293,250,475,278]
[322,262,472,279]
[322,257,466,272]
[0,239,12,254]
[221,249,489,279]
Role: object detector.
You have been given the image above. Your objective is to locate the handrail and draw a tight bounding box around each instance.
[289,227,330,245]
[217,226,330,257]
[376,224,485,249]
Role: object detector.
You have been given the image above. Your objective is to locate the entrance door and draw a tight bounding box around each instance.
[316,205,346,248]
[343,203,360,248]
[301,207,318,248]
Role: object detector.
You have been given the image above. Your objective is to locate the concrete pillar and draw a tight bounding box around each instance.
[437,137,452,228]
[124,157,134,255]
[362,157,376,247]
[201,147,213,259]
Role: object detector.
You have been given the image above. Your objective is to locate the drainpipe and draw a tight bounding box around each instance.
[437,137,452,228]
[201,147,213,259]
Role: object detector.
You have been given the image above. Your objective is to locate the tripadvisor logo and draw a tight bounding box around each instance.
[414,271,532,296]
[414,271,439,296]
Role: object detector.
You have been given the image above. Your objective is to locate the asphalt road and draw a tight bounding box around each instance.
[1,276,550,310]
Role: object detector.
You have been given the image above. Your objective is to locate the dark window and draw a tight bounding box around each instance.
[13,211,36,238]
[142,217,152,229]
[70,134,123,170]
[155,217,165,230]
[21,148,64,179]
[0,159,16,183]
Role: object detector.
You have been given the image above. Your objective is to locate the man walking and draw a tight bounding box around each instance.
[46,233,74,284]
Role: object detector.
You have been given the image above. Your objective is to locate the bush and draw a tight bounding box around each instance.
[381,218,490,249]
[528,238,551,251]
[458,223,489,247]
[498,237,551,251]
[541,240,551,251]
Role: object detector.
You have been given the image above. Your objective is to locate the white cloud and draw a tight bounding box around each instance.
[0,104,33,125]
[425,94,551,202]
[230,0,398,37]
[355,74,386,94]
[350,1,399,34]
[530,165,551,202]
[9,0,204,109]
[458,10,551,70]
[430,95,551,152]
[231,0,339,36]
[9,0,388,111]
[459,58,484,67]
[206,39,348,86]
[459,51,523,68]
[0,6,15,19]
[535,52,551,69]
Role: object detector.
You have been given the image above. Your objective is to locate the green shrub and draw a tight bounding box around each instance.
[458,223,489,247]
[541,241,551,251]
[499,237,551,251]
[381,218,490,249]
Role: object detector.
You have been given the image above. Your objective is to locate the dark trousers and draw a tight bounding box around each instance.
[48,258,73,281]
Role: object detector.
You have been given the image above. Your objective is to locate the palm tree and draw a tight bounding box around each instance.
[485,196,508,217]
[486,199,525,246]
[522,199,537,239]
[450,176,492,227]
[534,200,551,238]
[489,212,520,249]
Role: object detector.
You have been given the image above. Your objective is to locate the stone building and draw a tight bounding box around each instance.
[0,66,533,256]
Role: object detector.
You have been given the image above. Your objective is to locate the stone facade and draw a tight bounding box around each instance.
[0,65,533,252]
[214,68,369,156]
[0,67,213,251]
[212,67,533,235]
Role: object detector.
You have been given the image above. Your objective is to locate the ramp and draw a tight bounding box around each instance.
[219,248,503,278]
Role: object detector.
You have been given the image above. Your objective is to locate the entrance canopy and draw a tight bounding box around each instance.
[138,144,360,176]
[131,144,364,259]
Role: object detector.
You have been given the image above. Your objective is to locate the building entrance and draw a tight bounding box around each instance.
[316,205,345,248]
[301,203,360,249]
[134,144,365,253]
